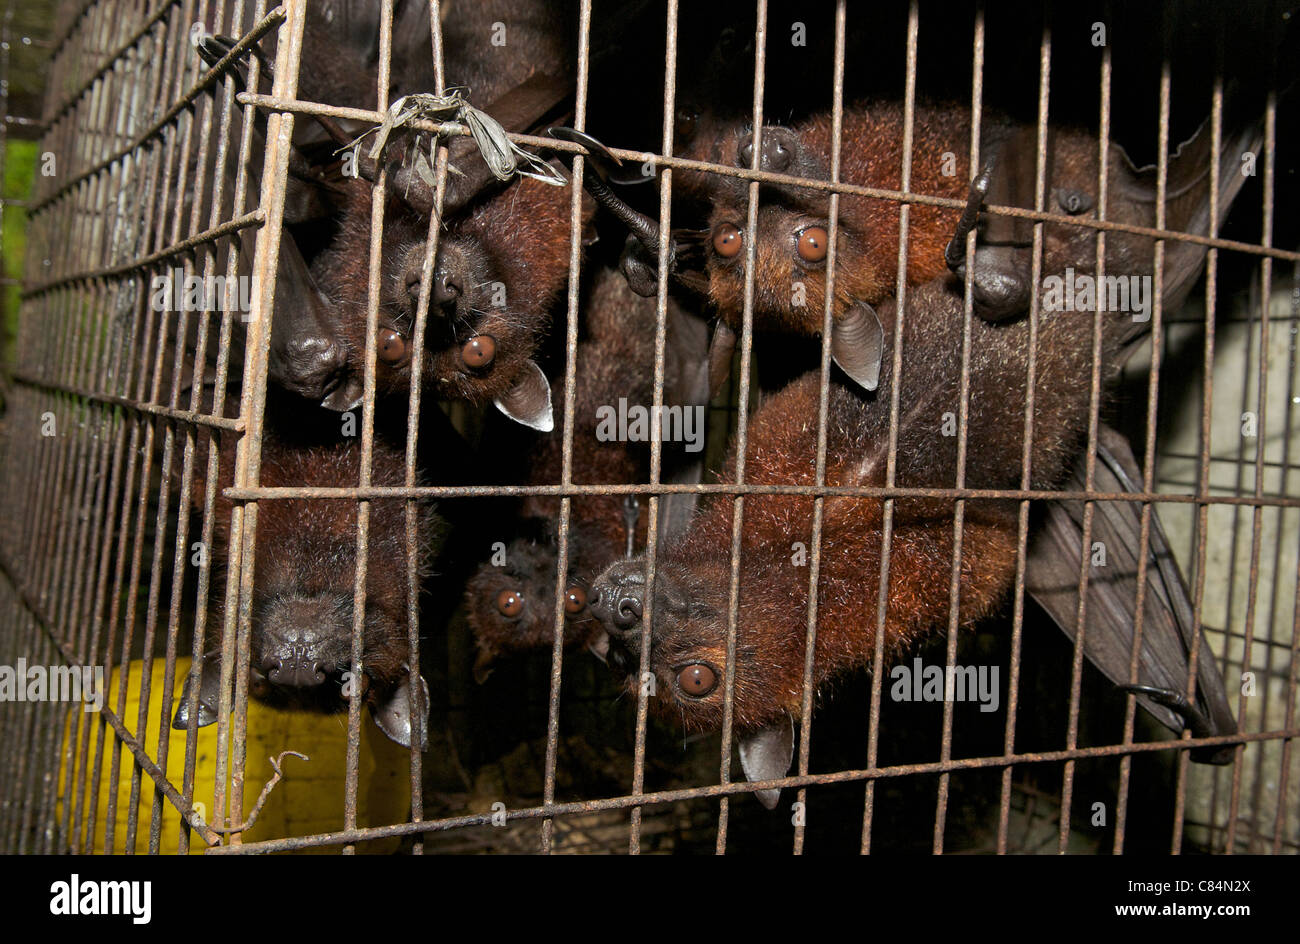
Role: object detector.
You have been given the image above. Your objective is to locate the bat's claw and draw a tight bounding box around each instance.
[945,163,992,272]
[1118,682,1237,764]
[1117,682,1223,743]
[547,126,623,167]
[196,34,248,87]
[622,495,641,558]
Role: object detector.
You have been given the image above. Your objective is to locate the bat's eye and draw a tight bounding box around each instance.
[796,226,829,263]
[676,662,719,698]
[461,334,496,369]
[712,223,744,259]
[496,589,524,618]
[675,106,700,143]
[1056,189,1093,215]
[378,329,407,363]
[564,585,587,614]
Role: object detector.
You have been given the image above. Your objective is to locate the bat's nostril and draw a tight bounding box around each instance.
[405,267,423,301]
[264,650,328,688]
[738,127,799,173]
[434,272,462,304]
[614,595,643,629]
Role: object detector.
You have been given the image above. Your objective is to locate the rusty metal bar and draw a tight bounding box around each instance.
[200,723,1293,855]
[713,0,768,854]
[791,0,848,857]
[234,90,1300,267]
[218,482,1300,509]
[861,0,921,855]
[933,0,985,855]
[996,8,1051,856]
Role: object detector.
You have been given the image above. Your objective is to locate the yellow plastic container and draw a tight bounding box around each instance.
[57,656,413,854]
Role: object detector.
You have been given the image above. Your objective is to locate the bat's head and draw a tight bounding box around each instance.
[324,174,585,431]
[464,531,602,682]
[244,439,437,747]
[700,119,918,340]
[587,547,803,734]
[956,124,1169,322]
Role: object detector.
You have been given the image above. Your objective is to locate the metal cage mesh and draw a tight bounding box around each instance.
[0,0,1297,855]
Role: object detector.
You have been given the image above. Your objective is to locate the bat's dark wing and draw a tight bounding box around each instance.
[658,304,712,543]
[1112,110,1266,353]
[186,36,348,402]
[1025,424,1237,763]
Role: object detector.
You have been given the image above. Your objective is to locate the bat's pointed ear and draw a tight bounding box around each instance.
[587,632,610,664]
[321,374,364,412]
[738,714,795,810]
[494,361,554,431]
[832,300,885,393]
[172,650,223,730]
[370,671,429,751]
[472,648,497,685]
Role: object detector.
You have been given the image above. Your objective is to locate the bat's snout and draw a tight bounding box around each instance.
[271,332,348,401]
[257,596,352,690]
[262,650,328,689]
[738,125,800,174]
[589,559,647,635]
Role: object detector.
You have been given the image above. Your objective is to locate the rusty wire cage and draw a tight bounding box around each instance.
[0,0,1297,856]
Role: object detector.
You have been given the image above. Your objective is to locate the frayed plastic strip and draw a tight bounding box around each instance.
[357,89,566,188]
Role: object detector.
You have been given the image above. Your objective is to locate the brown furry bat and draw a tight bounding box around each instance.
[579,98,1258,396]
[174,392,441,749]
[588,277,1114,806]
[947,115,1263,329]
[465,268,708,679]
[310,170,586,429]
[566,101,975,392]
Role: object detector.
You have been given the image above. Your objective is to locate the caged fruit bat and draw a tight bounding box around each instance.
[571,97,1260,396]
[309,168,589,430]
[588,276,1236,807]
[556,101,977,394]
[466,267,710,680]
[272,0,590,428]
[173,390,442,749]
[177,31,352,404]
[945,112,1265,331]
[193,2,578,409]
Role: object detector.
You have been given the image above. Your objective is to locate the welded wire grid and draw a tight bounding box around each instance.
[0,0,1295,855]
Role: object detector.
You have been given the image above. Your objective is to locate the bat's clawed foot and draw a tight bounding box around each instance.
[619,235,668,298]
[194,33,252,88]
[549,126,678,295]
[1118,683,1208,734]
[547,126,622,169]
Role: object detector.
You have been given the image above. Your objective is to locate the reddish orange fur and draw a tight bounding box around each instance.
[702,103,975,335]
[595,278,1121,735]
